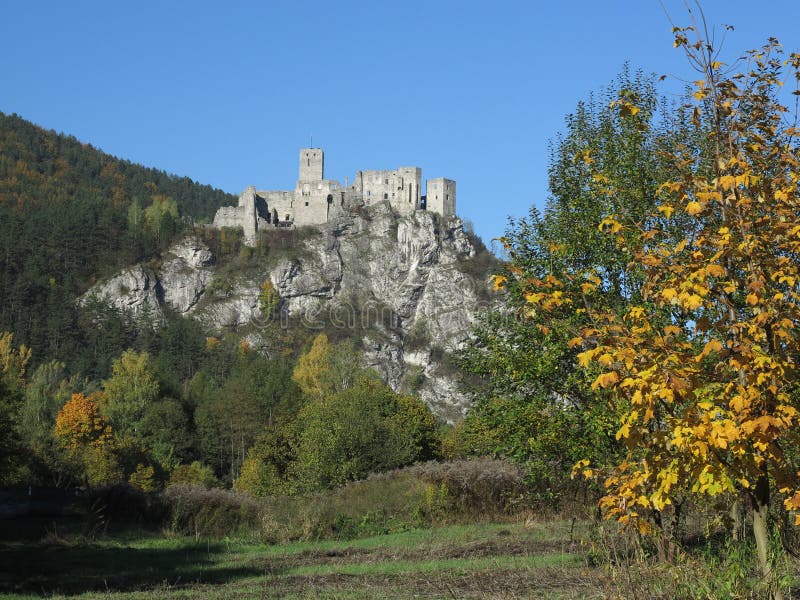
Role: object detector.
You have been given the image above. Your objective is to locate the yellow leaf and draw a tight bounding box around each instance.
[719,175,736,191]
[657,204,675,218]
[700,339,723,358]
[618,102,641,117]
[661,288,678,303]
[686,201,703,216]
[746,293,759,306]
[598,353,614,366]
[567,337,583,349]
[492,275,508,291]
[598,217,622,234]
[680,293,704,311]
[592,371,619,390]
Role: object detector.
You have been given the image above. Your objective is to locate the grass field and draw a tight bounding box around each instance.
[0,520,606,599]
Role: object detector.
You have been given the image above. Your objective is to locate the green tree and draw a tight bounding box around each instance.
[102,350,160,438]
[290,378,436,491]
[0,332,31,483]
[18,361,74,447]
[168,461,219,488]
[194,375,266,481]
[459,68,694,502]
[258,279,280,317]
[139,398,193,471]
[292,334,373,401]
[144,194,179,244]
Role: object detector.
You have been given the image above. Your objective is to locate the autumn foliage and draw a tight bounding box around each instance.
[53,392,112,451]
[512,26,800,591]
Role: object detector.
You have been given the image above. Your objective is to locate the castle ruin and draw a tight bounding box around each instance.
[213,149,456,245]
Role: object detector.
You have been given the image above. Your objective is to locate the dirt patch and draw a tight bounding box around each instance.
[257,567,605,599]
[250,536,584,572]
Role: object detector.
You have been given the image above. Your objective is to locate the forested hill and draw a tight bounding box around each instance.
[0,112,236,369]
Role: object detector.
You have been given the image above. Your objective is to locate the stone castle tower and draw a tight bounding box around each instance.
[213,148,456,245]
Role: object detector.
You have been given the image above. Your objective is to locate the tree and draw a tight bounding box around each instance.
[458,69,693,502]
[290,378,437,491]
[0,332,31,483]
[194,375,267,481]
[168,461,219,488]
[102,349,160,438]
[292,334,372,401]
[138,398,193,471]
[18,360,74,448]
[258,279,280,317]
[144,194,179,244]
[53,392,112,451]
[291,333,333,399]
[520,30,800,595]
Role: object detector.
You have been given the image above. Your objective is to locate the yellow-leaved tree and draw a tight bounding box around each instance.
[517,26,800,595]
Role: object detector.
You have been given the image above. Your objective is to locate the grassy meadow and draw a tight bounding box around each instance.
[0,520,604,599]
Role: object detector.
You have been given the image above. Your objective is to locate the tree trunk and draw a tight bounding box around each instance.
[730,494,745,542]
[752,473,782,600]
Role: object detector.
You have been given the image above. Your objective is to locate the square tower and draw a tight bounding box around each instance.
[299,148,324,182]
[426,178,456,217]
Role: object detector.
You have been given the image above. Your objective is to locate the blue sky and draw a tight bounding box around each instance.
[2,1,799,247]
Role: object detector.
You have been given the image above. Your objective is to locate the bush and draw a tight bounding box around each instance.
[162,458,530,542]
[164,484,260,539]
[85,484,168,532]
[290,379,440,491]
[406,458,527,514]
[168,461,219,489]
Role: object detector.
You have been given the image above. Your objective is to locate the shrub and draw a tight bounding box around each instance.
[85,484,168,531]
[168,462,219,488]
[290,379,440,491]
[406,458,527,515]
[164,484,260,539]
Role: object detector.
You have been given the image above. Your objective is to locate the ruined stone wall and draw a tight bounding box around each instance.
[259,191,295,223]
[357,168,420,215]
[294,179,340,226]
[392,167,421,215]
[213,206,244,229]
[212,148,454,241]
[240,186,259,244]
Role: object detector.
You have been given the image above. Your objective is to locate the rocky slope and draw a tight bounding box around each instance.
[84,201,495,422]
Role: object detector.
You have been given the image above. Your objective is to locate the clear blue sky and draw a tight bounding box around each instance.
[2,1,799,247]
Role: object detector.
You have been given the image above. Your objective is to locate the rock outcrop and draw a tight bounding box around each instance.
[84,201,494,422]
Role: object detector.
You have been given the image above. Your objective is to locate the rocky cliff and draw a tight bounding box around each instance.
[84,202,495,422]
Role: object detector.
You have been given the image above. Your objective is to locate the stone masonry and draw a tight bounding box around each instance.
[213,149,456,245]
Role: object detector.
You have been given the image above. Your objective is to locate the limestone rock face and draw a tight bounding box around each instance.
[83,266,163,319]
[84,203,494,422]
[160,239,214,314]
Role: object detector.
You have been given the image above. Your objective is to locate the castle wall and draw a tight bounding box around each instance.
[213,206,245,229]
[240,186,259,244]
[356,167,421,215]
[294,179,340,226]
[259,191,295,223]
[212,148,455,243]
[426,178,456,217]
